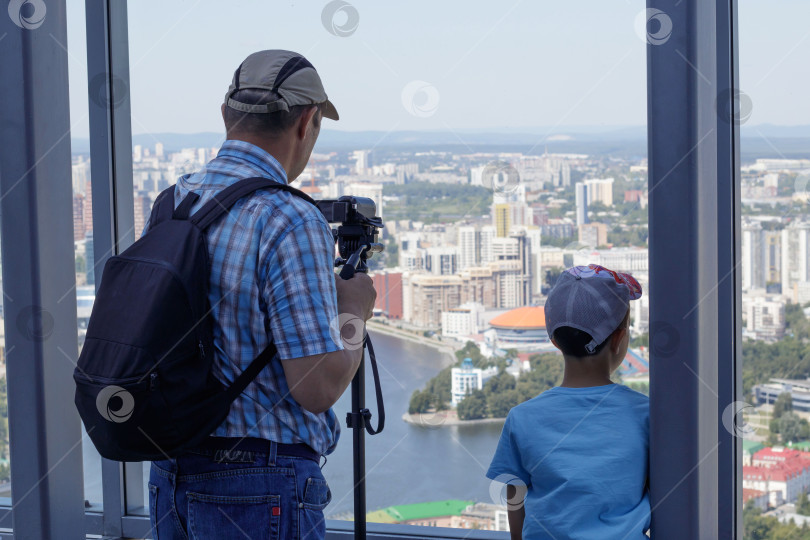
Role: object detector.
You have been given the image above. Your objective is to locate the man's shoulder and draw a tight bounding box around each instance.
[244,187,327,230]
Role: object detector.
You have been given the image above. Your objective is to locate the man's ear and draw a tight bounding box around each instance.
[296,106,319,141]
[550,337,560,351]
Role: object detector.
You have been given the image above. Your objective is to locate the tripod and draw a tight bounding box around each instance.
[338,259,385,540]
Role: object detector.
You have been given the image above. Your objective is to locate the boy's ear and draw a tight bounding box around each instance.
[610,326,626,353]
[550,337,560,351]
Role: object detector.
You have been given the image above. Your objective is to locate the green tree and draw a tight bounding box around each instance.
[455,341,488,368]
[483,370,516,396]
[408,390,433,414]
[75,254,86,275]
[797,492,810,516]
[780,412,804,444]
[425,366,452,408]
[773,392,793,419]
[488,389,520,418]
[457,390,487,420]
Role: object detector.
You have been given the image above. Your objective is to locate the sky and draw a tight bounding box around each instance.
[63,0,810,138]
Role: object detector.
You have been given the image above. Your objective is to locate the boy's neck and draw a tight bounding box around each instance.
[559,355,614,388]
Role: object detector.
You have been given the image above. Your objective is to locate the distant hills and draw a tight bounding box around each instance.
[69,124,810,160]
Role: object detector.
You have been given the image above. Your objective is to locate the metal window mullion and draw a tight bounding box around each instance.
[715,0,742,538]
[85,0,136,536]
[648,0,738,537]
[0,1,86,538]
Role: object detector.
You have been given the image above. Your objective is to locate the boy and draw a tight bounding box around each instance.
[486,264,650,539]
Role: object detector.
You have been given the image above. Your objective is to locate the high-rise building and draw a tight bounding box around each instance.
[575,182,589,227]
[72,194,85,242]
[480,225,496,264]
[83,180,93,236]
[85,231,95,286]
[561,161,571,187]
[425,247,459,276]
[578,222,608,249]
[781,220,810,295]
[742,219,766,291]
[457,226,478,270]
[155,142,164,158]
[763,229,782,286]
[371,271,403,319]
[493,203,511,238]
[133,192,153,239]
[403,273,462,328]
[584,178,614,207]
[346,182,384,218]
[352,150,372,174]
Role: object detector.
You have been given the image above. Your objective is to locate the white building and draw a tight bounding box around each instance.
[451,358,497,406]
[425,247,459,276]
[742,290,786,341]
[346,182,384,218]
[575,182,589,227]
[584,178,614,207]
[571,247,648,273]
[781,220,810,296]
[742,219,766,291]
[458,226,478,270]
[480,225,496,264]
[441,302,486,339]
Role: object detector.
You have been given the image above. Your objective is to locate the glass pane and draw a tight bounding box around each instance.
[738,1,810,537]
[125,0,650,534]
[64,1,104,510]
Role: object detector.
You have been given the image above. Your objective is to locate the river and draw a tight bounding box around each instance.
[80,331,505,518]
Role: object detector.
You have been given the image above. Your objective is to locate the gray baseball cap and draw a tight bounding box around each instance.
[224,50,339,121]
[544,264,643,354]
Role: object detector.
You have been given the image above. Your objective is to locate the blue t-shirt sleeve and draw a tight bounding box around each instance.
[486,412,531,487]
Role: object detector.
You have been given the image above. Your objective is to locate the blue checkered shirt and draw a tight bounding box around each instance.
[144,140,343,455]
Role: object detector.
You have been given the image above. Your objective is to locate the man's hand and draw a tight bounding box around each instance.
[280,272,377,414]
[334,272,377,321]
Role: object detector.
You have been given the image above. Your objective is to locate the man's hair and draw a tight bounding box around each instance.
[552,308,630,358]
[223,88,321,137]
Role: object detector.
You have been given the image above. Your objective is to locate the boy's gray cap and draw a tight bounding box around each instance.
[544,264,643,354]
[224,50,339,121]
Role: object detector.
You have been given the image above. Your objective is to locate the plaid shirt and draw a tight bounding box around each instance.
[146,140,343,455]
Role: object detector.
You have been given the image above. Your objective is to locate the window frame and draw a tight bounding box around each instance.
[0,0,743,537]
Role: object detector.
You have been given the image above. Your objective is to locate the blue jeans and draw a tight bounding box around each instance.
[148,441,331,539]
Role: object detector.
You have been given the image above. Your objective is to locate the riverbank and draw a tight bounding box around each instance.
[402,409,506,428]
[366,320,458,368]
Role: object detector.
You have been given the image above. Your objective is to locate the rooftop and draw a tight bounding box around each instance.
[489,306,545,330]
[371,500,475,523]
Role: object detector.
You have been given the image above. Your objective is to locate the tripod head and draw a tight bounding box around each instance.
[316,196,384,278]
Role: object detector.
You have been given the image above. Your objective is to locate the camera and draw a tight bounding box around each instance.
[316,196,384,276]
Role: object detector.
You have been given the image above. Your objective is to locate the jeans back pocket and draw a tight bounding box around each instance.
[187,492,281,540]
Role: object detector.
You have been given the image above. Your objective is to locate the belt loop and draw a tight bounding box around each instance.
[268,440,277,466]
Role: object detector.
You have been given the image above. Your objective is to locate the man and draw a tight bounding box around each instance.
[148,50,377,540]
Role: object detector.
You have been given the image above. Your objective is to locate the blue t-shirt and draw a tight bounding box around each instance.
[486,383,650,540]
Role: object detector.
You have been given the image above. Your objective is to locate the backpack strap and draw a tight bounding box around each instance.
[222,343,278,404]
[191,176,317,230]
[148,185,177,227]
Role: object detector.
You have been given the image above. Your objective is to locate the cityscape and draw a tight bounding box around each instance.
[40,136,804,533]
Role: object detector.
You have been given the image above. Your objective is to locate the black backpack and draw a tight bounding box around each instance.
[74,177,317,462]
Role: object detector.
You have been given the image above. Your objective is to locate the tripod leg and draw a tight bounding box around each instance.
[351,351,366,540]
